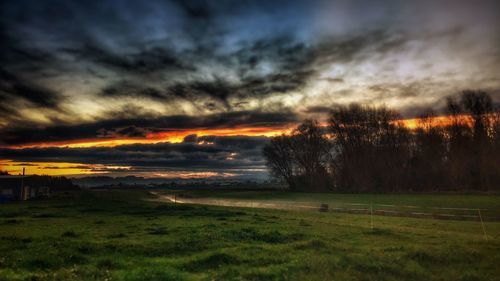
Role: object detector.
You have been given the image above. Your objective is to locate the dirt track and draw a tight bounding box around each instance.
[151,192,320,211]
[149,191,499,221]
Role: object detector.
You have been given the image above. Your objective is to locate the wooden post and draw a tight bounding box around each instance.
[478,208,487,241]
[319,203,329,212]
[370,203,373,230]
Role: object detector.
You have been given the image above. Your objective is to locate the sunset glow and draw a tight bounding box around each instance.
[6,126,294,149]
[3,115,466,151]
[1,0,498,179]
[0,160,102,176]
[0,115,479,177]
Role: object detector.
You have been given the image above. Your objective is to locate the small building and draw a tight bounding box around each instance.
[0,175,51,202]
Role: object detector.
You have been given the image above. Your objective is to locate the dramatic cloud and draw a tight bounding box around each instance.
[0,110,297,146]
[0,70,62,107]
[0,135,270,178]
[1,0,499,177]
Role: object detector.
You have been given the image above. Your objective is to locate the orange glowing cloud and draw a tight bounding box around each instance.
[7,126,294,149]
[399,114,472,129]
[2,115,474,150]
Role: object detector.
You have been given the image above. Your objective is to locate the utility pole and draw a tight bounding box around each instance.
[20,168,25,200]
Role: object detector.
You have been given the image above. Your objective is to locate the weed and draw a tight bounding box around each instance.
[24,258,57,270]
[224,228,304,243]
[123,267,185,281]
[77,244,95,254]
[294,239,327,251]
[3,219,22,224]
[32,213,60,218]
[406,250,438,264]
[108,233,127,238]
[61,231,79,238]
[184,253,240,271]
[97,258,120,269]
[147,227,168,235]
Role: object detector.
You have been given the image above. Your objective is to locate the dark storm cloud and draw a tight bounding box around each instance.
[0,19,63,111]
[0,70,62,109]
[93,34,319,104]
[165,78,233,108]
[313,29,401,63]
[227,35,318,98]
[0,0,421,119]
[0,20,54,70]
[124,28,409,112]
[0,135,270,171]
[100,82,165,100]
[0,110,298,145]
[97,29,407,107]
[63,44,193,75]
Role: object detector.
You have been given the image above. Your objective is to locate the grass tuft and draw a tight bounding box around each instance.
[185,253,240,271]
[3,219,22,224]
[147,227,168,235]
[122,267,185,281]
[97,258,121,269]
[61,230,79,238]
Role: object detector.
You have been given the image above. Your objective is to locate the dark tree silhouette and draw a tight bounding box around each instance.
[263,136,296,188]
[264,91,499,192]
[329,104,411,192]
[263,119,332,191]
[289,120,332,191]
[410,111,447,191]
[460,90,495,190]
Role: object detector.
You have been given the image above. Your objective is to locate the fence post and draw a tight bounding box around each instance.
[370,203,373,230]
[477,208,487,241]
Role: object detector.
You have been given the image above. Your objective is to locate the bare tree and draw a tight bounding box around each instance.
[329,104,411,192]
[290,120,332,191]
[410,110,447,191]
[263,91,499,192]
[461,90,493,143]
[263,120,332,191]
[263,136,296,188]
[441,90,500,190]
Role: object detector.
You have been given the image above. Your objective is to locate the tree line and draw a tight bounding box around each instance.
[24,175,79,190]
[263,90,500,192]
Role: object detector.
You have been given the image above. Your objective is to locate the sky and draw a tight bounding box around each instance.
[0,0,499,178]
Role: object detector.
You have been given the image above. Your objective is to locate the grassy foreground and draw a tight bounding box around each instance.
[1,189,499,281]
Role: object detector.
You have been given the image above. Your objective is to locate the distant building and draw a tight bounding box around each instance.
[0,175,51,202]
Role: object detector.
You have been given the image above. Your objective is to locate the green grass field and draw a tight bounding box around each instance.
[1,189,499,281]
